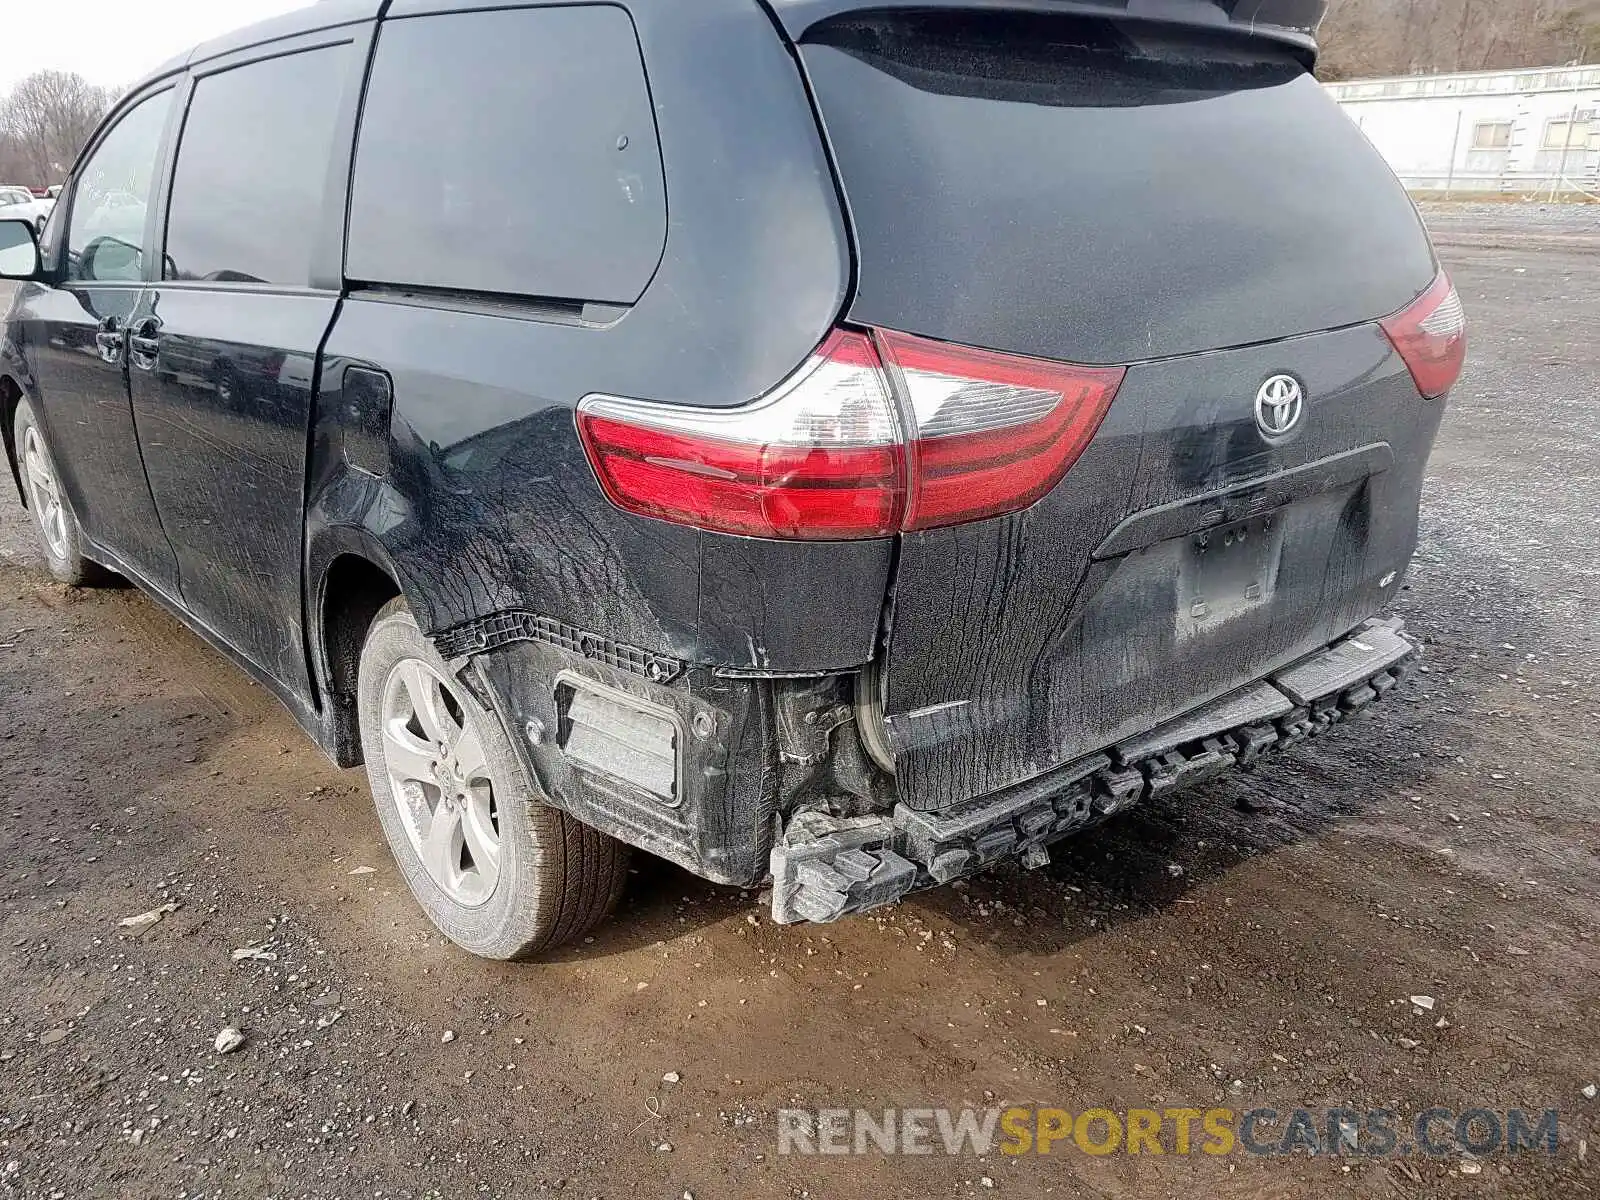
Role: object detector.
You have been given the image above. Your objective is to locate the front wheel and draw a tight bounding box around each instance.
[356,598,628,959]
[12,397,105,586]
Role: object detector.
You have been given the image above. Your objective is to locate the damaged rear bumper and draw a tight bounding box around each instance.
[769,616,1419,924]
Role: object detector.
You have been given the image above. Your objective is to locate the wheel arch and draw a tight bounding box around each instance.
[309,526,404,766]
[0,373,24,507]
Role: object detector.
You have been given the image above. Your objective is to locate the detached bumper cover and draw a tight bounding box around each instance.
[770,616,1418,924]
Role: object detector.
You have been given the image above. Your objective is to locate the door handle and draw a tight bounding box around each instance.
[93,314,124,365]
[128,316,161,370]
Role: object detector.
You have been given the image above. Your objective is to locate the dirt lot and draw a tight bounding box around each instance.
[1,203,1598,1200]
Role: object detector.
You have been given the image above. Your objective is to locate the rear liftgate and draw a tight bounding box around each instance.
[753,12,1469,925]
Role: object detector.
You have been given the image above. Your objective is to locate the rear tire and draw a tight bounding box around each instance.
[356,597,627,959]
[12,397,106,586]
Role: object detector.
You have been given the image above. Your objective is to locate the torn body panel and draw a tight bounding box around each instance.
[472,643,768,885]
[451,625,900,887]
[467,642,773,886]
[771,617,1420,924]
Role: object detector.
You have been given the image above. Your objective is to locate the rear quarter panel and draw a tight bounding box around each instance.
[309,0,887,673]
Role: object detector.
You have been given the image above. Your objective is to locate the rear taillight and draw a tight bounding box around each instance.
[1380,269,1466,400]
[875,329,1124,530]
[577,330,906,539]
[577,327,1124,540]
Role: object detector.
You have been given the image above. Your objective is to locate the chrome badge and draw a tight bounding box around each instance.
[1255,374,1304,441]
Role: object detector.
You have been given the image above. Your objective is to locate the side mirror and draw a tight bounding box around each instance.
[0,218,41,280]
[78,235,141,283]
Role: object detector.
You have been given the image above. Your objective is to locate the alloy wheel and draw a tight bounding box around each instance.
[21,426,70,561]
[379,658,502,907]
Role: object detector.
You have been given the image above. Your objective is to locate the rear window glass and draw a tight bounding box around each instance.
[802,13,1435,365]
[347,4,665,304]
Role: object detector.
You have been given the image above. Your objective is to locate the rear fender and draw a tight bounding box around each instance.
[305,511,407,676]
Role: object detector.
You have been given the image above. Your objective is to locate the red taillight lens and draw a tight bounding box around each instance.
[1380,269,1466,400]
[577,330,906,539]
[875,329,1125,530]
[576,327,1125,540]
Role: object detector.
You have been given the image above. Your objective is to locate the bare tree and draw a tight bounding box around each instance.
[0,71,113,187]
[0,134,32,187]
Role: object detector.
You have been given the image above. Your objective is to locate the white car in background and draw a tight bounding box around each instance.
[0,187,51,233]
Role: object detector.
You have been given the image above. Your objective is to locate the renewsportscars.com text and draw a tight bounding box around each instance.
[777,1106,1560,1158]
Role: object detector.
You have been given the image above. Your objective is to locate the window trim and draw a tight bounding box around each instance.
[1470,120,1513,152]
[150,23,374,295]
[55,80,182,288]
[1542,117,1593,152]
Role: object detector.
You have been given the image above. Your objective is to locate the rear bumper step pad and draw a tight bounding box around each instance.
[769,617,1418,924]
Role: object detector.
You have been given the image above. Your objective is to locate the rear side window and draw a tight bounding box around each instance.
[347,5,665,304]
[163,45,350,286]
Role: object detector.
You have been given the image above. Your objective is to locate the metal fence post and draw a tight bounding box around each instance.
[1445,110,1462,198]
[1553,101,1579,201]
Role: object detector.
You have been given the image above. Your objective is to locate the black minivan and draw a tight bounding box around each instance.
[0,0,1464,959]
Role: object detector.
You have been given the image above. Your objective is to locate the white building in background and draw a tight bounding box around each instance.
[1327,64,1600,198]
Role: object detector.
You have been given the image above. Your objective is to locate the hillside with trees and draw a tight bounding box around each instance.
[1320,0,1600,79]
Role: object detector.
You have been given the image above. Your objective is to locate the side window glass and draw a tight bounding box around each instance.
[347,5,666,304]
[164,45,349,285]
[66,90,173,284]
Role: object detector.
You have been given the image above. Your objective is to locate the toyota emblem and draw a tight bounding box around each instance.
[1255,374,1304,442]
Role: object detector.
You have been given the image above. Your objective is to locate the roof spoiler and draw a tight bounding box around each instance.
[762,0,1324,66]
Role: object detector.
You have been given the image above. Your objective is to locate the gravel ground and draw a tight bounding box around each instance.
[1,204,1598,1199]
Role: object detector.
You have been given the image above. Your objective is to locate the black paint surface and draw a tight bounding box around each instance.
[881,326,1443,810]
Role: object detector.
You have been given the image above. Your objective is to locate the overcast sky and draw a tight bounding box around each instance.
[1,0,316,95]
